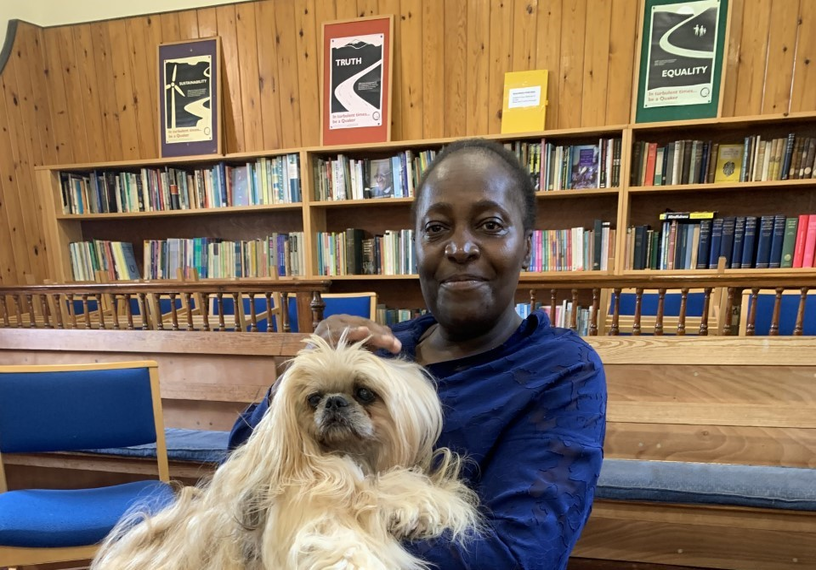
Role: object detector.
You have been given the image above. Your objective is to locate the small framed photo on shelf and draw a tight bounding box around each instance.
[633,0,729,123]
[321,16,394,146]
[158,37,222,158]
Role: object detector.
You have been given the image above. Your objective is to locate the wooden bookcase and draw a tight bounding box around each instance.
[36,113,816,311]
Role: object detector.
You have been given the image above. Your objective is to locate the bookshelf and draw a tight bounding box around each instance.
[37,114,816,313]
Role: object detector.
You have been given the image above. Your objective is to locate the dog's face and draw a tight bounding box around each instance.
[271,335,444,475]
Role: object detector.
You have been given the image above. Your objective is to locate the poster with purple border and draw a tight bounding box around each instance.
[158,38,221,158]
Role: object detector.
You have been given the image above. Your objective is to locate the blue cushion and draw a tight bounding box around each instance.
[597,459,816,511]
[286,295,374,333]
[745,294,816,335]
[0,368,158,453]
[0,480,174,547]
[84,428,230,464]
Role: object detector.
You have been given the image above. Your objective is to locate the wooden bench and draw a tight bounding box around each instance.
[575,336,816,570]
[3,329,816,569]
[0,328,307,488]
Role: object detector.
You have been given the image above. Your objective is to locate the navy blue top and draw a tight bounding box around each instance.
[228,310,607,569]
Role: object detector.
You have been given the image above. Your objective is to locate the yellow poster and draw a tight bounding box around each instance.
[501,70,548,134]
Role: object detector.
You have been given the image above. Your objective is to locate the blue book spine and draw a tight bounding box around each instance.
[708,218,734,269]
[717,217,735,268]
[754,215,775,268]
[730,216,746,269]
[697,219,712,269]
[740,216,758,268]
[768,214,787,268]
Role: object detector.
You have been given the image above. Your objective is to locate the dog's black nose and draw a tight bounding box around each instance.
[325,395,349,410]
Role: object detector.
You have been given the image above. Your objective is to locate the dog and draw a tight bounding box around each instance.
[92,334,481,570]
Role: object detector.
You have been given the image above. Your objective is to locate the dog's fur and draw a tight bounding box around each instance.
[91,334,481,570]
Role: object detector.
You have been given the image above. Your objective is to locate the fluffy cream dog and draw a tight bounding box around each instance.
[92,334,481,570]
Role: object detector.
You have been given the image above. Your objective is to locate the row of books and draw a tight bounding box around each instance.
[631,134,816,187]
[536,138,622,191]
[515,302,592,336]
[626,212,816,271]
[69,240,140,282]
[313,150,437,201]
[316,229,417,276]
[142,234,305,280]
[376,306,427,326]
[528,221,615,272]
[60,155,302,215]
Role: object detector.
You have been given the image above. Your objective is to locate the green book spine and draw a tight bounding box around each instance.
[780,217,799,268]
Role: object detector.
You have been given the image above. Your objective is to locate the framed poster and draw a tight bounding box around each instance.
[158,37,222,157]
[321,16,393,146]
[633,0,729,123]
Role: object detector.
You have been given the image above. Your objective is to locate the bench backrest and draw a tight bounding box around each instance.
[0,329,309,431]
[587,336,816,469]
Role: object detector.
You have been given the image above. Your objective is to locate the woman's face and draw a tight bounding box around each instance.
[415,151,531,337]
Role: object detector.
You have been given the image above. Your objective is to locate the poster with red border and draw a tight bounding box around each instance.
[321,16,393,146]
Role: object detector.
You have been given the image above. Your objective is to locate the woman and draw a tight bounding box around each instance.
[230,138,607,569]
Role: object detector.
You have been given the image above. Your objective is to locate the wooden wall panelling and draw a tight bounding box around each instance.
[443,0,467,138]
[511,0,537,72]
[487,0,513,134]
[90,21,125,162]
[53,26,91,163]
[273,0,303,148]
[177,9,201,40]
[216,4,245,153]
[719,0,745,117]
[197,6,218,37]
[125,17,160,159]
[580,0,612,127]
[106,19,142,159]
[73,24,115,161]
[0,33,47,282]
[40,27,75,164]
[421,0,443,139]
[605,0,637,125]
[294,0,321,146]
[790,0,816,113]
[255,0,283,150]
[732,0,772,116]
[358,0,381,18]
[556,0,587,129]
[400,0,423,140]
[760,0,801,115]
[334,0,357,21]
[236,1,264,151]
[145,17,165,153]
[466,0,490,136]
[160,11,182,43]
[313,0,337,108]
[19,28,57,166]
[535,0,562,130]
[378,0,402,141]
[0,95,23,284]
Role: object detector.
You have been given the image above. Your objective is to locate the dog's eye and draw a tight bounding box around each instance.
[355,387,376,404]
[307,393,322,408]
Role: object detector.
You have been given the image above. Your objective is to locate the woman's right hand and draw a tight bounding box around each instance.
[314,314,402,354]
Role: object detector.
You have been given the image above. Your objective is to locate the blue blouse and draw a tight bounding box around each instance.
[228,310,607,569]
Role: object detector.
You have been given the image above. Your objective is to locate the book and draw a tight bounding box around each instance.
[768,214,787,269]
[780,217,799,268]
[501,70,548,134]
[570,145,600,189]
[368,158,394,199]
[714,144,745,183]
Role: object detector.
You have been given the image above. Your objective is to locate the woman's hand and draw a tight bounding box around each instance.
[314,314,402,354]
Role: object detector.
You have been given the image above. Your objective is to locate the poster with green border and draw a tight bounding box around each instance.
[634,0,728,123]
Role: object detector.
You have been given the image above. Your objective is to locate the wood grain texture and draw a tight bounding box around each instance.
[575,502,816,570]
[1,1,816,284]
[605,422,816,468]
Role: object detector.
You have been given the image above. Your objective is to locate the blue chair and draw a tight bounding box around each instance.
[739,290,816,335]
[285,292,379,333]
[0,361,173,567]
